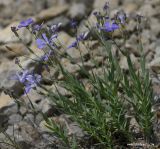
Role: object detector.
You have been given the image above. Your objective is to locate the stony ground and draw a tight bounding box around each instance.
[0,0,160,148]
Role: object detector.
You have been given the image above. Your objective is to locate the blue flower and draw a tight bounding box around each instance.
[24,74,41,93]
[77,32,89,41]
[103,2,109,11]
[36,38,46,49]
[41,50,53,61]
[33,24,42,31]
[14,70,41,94]
[100,21,119,32]
[32,24,43,33]
[25,74,41,84]
[51,23,62,33]
[67,32,88,49]
[68,40,78,49]
[18,18,34,29]
[16,70,29,83]
[70,19,78,28]
[36,33,58,49]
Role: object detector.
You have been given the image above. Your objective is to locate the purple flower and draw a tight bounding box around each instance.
[36,39,47,49]
[67,32,88,49]
[32,24,42,33]
[68,40,78,49]
[77,32,89,41]
[103,2,109,11]
[36,33,57,49]
[51,23,62,33]
[70,19,78,28]
[33,24,42,31]
[16,70,29,83]
[100,21,119,32]
[25,74,41,84]
[41,50,53,61]
[24,74,41,93]
[18,18,34,29]
[14,70,41,94]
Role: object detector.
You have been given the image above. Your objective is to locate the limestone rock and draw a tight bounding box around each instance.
[35,5,69,23]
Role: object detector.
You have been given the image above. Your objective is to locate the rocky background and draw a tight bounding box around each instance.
[0,0,160,148]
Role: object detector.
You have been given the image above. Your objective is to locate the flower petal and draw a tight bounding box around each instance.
[36,39,46,49]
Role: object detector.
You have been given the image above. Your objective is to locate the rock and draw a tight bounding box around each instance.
[35,5,69,23]
[39,120,51,133]
[68,122,84,138]
[23,90,44,108]
[66,40,88,61]
[0,92,13,109]
[1,102,18,116]
[37,99,52,115]
[126,20,137,32]
[0,0,13,5]
[6,121,40,143]
[149,57,160,73]
[0,43,28,59]
[0,59,19,89]
[46,16,70,30]
[89,67,104,77]
[24,114,35,124]
[0,113,8,130]
[153,84,160,96]
[150,18,160,37]
[94,0,119,9]
[61,58,80,73]
[0,22,32,44]
[17,141,34,149]
[49,82,69,96]
[58,32,72,47]
[119,54,138,70]
[141,30,155,46]
[39,114,84,138]
[46,0,68,6]
[68,3,87,19]
[129,117,141,135]
[123,3,138,14]
[8,113,22,124]
[155,41,160,58]
[139,4,157,17]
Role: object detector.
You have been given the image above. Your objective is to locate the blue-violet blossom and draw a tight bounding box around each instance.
[15,70,41,94]
[68,32,88,49]
[36,33,57,49]
[99,21,119,32]
[18,18,34,29]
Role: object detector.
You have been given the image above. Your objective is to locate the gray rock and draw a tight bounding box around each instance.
[0,113,8,130]
[24,114,35,124]
[2,103,18,115]
[150,18,160,37]
[139,4,157,17]
[46,16,70,30]
[68,3,87,19]
[0,22,32,44]
[8,114,22,124]
[94,0,119,9]
[35,5,69,23]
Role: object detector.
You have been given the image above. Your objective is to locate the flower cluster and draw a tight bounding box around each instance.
[94,9,126,32]
[36,33,58,49]
[15,70,41,94]
[68,32,89,49]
